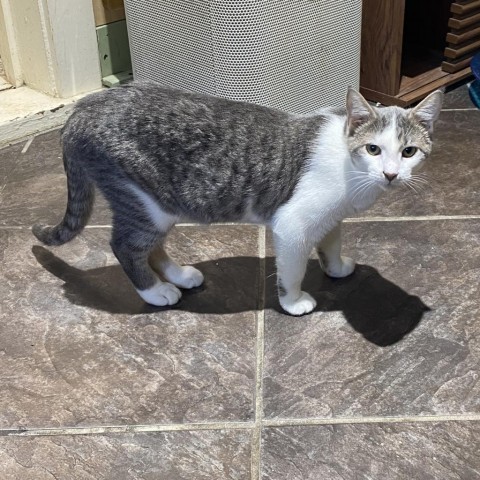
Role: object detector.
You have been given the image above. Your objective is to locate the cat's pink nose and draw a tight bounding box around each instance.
[384,172,398,182]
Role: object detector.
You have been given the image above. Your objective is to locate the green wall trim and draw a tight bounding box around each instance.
[96,19,132,78]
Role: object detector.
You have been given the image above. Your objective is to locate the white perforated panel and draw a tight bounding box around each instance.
[124,0,362,114]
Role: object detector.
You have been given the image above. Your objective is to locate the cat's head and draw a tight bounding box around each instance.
[345,88,443,190]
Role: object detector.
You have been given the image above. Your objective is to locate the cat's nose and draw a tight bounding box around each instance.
[384,172,398,182]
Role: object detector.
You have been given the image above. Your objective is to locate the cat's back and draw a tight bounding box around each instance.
[67,81,291,140]
[63,80,320,174]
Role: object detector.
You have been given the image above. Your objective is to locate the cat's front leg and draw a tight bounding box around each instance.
[273,232,317,316]
[316,223,355,278]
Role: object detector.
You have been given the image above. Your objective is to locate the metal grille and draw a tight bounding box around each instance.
[124,0,362,114]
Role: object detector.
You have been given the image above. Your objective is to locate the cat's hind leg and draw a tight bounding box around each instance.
[316,224,355,278]
[149,245,204,289]
[110,218,182,307]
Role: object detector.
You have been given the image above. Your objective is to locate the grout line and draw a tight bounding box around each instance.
[1,422,255,438]
[263,414,480,428]
[0,226,111,230]
[0,226,110,231]
[441,108,478,112]
[81,223,257,228]
[3,215,480,233]
[0,226,30,230]
[26,223,255,229]
[251,225,266,480]
[4,413,480,439]
[20,136,34,154]
[2,215,480,232]
[344,215,480,223]
[83,225,112,228]
[177,222,234,227]
[174,222,259,227]
[154,217,480,225]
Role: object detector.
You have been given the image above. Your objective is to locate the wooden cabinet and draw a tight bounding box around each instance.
[361,0,476,106]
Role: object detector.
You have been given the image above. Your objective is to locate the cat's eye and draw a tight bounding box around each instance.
[402,146,417,158]
[366,144,381,156]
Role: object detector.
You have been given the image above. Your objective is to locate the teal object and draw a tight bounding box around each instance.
[470,80,480,108]
[470,53,480,108]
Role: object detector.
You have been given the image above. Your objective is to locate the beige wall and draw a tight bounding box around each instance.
[0,0,102,97]
[0,0,22,86]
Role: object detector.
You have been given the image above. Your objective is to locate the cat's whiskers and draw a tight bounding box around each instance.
[349,178,370,198]
[414,172,437,187]
[409,174,429,186]
[406,183,421,196]
[410,175,430,189]
[402,178,425,197]
[346,173,368,179]
[410,179,429,187]
[345,171,370,183]
[346,177,368,184]
[413,172,429,179]
[351,178,376,202]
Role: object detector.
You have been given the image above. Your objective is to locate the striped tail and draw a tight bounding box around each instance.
[32,147,94,246]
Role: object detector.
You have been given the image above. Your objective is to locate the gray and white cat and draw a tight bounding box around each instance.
[33,82,443,315]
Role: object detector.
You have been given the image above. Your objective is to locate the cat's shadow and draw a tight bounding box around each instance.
[32,246,430,347]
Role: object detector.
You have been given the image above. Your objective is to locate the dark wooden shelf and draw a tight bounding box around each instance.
[361,0,474,106]
[451,1,480,15]
[448,12,480,29]
[447,26,480,45]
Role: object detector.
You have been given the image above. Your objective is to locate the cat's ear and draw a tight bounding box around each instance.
[346,87,376,135]
[409,90,443,134]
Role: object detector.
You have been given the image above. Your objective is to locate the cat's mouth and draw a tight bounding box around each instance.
[379,181,400,192]
[383,178,402,189]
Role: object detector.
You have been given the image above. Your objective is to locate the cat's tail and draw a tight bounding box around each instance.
[32,147,94,246]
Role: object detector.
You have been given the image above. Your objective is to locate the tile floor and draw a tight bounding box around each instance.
[0,84,479,479]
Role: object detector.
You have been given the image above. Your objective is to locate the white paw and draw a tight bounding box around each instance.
[137,282,182,306]
[280,291,317,316]
[167,265,204,289]
[322,256,356,278]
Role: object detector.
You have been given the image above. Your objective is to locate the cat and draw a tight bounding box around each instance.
[32,82,443,316]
